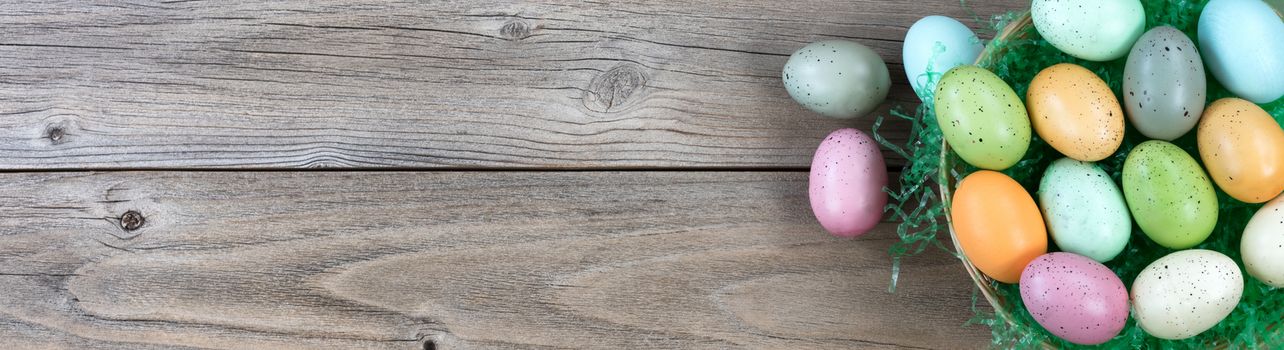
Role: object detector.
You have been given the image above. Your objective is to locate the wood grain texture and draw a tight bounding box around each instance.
[0,172,987,349]
[0,0,1024,169]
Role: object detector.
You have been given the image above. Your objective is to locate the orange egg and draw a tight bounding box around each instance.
[1197,98,1284,203]
[1027,63,1125,161]
[951,170,1048,283]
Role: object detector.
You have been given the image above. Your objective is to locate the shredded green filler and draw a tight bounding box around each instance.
[875,1,1284,348]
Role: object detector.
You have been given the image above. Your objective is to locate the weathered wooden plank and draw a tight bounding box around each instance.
[0,0,1024,169]
[0,171,986,349]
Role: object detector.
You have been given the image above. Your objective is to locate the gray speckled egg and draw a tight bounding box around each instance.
[782,40,890,119]
[1123,26,1207,140]
[1131,249,1243,340]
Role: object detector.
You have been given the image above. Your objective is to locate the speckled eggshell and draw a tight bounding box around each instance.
[1132,249,1244,340]
[1197,98,1284,203]
[1123,26,1207,140]
[1122,141,1218,249]
[902,15,984,102]
[1198,0,1284,103]
[1037,158,1131,262]
[783,40,891,119]
[1020,253,1129,345]
[808,128,888,237]
[1031,0,1146,61]
[1027,63,1125,161]
[1243,195,1284,287]
[935,65,1031,170]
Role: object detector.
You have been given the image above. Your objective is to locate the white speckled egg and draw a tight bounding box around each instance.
[783,40,891,119]
[1131,249,1243,340]
[1031,0,1146,61]
[902,16,983,102]
[1123,26,1207,140]
[1037,158,1130,262]
[1242,195,1284,287]
[1198,0,1284,103]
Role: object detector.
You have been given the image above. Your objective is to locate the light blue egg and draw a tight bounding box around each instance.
[1037,158,1131,262]
[1199,0,1284,103]
[902,16,983,102]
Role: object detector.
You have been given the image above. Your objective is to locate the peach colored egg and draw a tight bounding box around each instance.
[1197,98,1284,203]
[1026,63,1125,162]
[808,128,888,237]
[951,170,1048,283]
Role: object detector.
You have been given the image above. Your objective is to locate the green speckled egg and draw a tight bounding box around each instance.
[1122,141,1218,249]
[1032,0,1145,61]
[782,40,891,119]
[934,65,1031,170]
[1037,158,1131,262]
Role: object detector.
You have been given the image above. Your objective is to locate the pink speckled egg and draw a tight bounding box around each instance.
[808,128,887,237]
[1019,252,1129,345]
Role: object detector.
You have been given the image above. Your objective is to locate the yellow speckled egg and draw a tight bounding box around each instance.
[1027,63,1125,162]
[1197,98,1284,203]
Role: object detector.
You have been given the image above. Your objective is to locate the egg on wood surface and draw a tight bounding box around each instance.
[1037,158,1130,263]
[902,15,983,103]
[1131,249,1243,340]
[935,66,1031,170]
[1020,252,1129,345]
[1242,195,1284,287]
[1026,63,1125,161]
[951,170,1047,284]
[1122,141,1218,249]
[1197,98,1284,203]
[782,40,891,119]
[808,128,888,238]
[1123,26,1207,141]
[1031,0,1145,61]
[1198,0,1284,103]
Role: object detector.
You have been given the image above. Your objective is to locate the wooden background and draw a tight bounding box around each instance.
[0,1,1025,348]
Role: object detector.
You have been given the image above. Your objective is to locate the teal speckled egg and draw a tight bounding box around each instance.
[1032,0,1145,61]
[1037,158,1131,262]
[782,40,891,119]
[935,65,1031,170]
[1122,141,1219,249]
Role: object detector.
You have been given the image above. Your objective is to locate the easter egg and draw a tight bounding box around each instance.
[1020,253,1128,345]
[1027,63,1125,161]
[1123,26,1207,140]
[808,128,888,237]
[951,170,1047,283]
[1037,158,1130,262]
[782,40,891,119]
[1031,0,1145,61]
[1198,0,1284,103]
[1197,98,1284,203]
[902,16,983,102]
[935,66,1031,170]
[1122,141,1218,249]
[1132,249,1243,340]
[1242,195,1284,287]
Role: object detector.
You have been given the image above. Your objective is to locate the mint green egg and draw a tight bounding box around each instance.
[1038,158,1131,262]
[782,40,891,119]
[934,65,1031,170]
[1122,141,1219,249]
[1032,0,1145,61]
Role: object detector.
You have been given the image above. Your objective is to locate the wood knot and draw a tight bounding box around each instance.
[582,64,649,113]
[120,210,145,231]
[499,19,532,40]
[44,120,74,145]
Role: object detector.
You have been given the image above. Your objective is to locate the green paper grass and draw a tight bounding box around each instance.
[877,0,1284,348]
